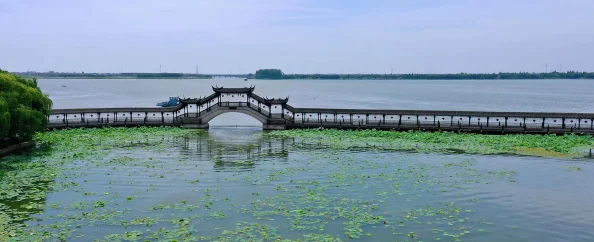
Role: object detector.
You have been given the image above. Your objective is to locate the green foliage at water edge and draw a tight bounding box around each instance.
[0,69,52,145]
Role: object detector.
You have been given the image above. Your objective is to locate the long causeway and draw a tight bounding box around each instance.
[49,86,594,134]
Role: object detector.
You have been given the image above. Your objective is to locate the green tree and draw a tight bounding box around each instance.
[255,69,284,79]
[0,69,52,145]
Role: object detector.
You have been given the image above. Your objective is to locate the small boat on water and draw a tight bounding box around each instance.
[156,97,179,107]
[62,85,66,87]
[244,78,248,81]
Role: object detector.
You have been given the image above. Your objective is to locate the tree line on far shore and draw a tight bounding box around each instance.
[15,72,212,79]
[255,69,594,80]
[1,69,52,148]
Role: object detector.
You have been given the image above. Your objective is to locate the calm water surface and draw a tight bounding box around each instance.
[1,79,592,241]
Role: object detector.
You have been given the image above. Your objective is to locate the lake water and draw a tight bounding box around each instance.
[1,78,593,241]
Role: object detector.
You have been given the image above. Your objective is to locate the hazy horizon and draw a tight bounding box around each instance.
[1,0,593,74]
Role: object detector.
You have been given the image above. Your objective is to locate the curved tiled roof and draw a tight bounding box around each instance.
[212,85,255,93]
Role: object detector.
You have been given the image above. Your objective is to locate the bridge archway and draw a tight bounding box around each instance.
[200,109,268,127]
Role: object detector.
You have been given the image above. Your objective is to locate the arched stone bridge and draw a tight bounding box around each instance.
[49,86,594,134]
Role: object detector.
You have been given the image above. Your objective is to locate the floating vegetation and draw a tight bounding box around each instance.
[0,127,592,241]
[568,166,583,171]
[267,128,594,158]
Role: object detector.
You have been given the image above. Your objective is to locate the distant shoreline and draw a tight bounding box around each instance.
[30,76,212,79]
[13,71,594,80]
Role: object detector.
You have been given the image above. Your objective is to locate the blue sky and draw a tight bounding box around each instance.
[1,0,593,74]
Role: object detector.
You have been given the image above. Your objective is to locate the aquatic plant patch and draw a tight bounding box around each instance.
[0,127,588,241]
[267,129,594,158]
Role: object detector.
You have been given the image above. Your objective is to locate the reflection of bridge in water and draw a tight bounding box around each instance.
[50,86,594,134]
[174,128,292,171]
